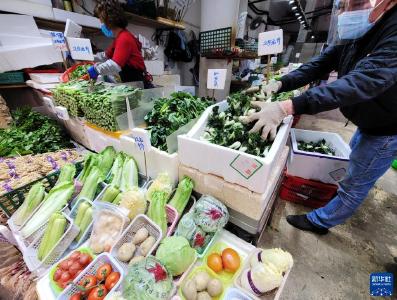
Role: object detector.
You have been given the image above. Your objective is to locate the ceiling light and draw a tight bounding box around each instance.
[311,35,315,39]
[292,5,298,10]
[298,16,303,20]
[289,0,295,5]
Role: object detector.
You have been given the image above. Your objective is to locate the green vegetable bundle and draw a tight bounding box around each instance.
[297,139,336,156]
[0,107,72,157]
[69,64,90,80]
[53,80,90,117]
[144,92,214,152]
[202,92,273,157]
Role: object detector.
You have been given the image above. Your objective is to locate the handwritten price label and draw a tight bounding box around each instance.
[130,128,151,152]
[67,37,94,61]
[258,29,284,56]
[49,31,67,51]
[207,69,227,90]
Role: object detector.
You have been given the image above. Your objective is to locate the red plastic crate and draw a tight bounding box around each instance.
[279,173,338,208]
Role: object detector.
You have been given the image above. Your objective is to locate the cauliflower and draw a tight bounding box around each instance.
[119,187,147,219]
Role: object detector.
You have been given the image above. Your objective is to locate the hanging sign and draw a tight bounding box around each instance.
[207,69,227,90]
[258,29,283,56]
[67,37,94,61]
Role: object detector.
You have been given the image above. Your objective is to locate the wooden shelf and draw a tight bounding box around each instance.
[34,17,100,34]
[0,84,29,89]
[125,12,185,30]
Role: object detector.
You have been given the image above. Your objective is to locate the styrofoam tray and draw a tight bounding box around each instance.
[29,73,62,83]
[234,249,293,300]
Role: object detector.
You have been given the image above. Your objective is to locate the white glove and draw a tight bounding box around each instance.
[94,51,108,62]
[263,79,282,97]
[95,59,121,76]
[240,101,287,141]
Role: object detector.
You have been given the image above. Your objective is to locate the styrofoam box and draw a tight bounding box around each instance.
[146,147,179,187]
[29,73,62,84]
[63,117,93,150]
[288,129,351,184]
[0,1,54,19]
[144,60,164,76]
[53,8,101,28]
[178,100,292,194]
[84,124,122,153]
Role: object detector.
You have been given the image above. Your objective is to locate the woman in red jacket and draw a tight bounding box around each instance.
[88,0,147,84]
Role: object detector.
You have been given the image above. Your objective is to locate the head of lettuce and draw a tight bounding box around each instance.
[156,236,196,276]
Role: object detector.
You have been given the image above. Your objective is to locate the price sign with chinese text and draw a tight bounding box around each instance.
[130,128,151,152]
[258,29,283,56]
[67,37,94,61]
[207,69,227,90]
[49,31,67,51]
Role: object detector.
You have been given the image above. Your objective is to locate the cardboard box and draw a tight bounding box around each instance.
[179,146,289,234]
[287,129,351,184]
[178,100,292,193]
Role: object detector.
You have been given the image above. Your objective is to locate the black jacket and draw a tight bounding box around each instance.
[280,6,397,136]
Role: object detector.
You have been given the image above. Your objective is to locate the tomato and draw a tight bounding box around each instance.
[221,248,240,273]
[70,251,81,261]
[53,268,63,281]
[79,253,92,266]
[104,272,120,290]
[60,271,71,282]
[207,253,223,273]
[70,292,83,300]
[96,263,112,281]
[87,285,108,300]
[79,275,97,294]
[59,259,70,270]
[75,269,83,278]
[59,279,72,289]
[69,262,82,276]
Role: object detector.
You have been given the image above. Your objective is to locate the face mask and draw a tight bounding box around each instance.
[337,8,374,40]
[101,24,114,38]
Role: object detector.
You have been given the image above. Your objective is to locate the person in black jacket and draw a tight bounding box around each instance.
[241,0,397,234]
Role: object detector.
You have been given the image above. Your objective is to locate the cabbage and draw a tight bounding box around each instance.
[155,236,196,276]
[241,263,283,294]
[250,248,293,274]
[193,195,229,232]
[122,256,173,300]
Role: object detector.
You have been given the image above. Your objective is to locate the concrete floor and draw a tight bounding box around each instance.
[259,113,397,300]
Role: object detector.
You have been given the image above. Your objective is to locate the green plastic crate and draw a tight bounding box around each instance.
[0,162,83,218]
[0,71,24,85]
[392,159,397,170]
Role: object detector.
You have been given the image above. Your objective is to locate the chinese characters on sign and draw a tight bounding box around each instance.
[370,273,393,297]
[49,31,67,51]
[230,155,263,180]
[258,29,284,56]
[67,37,94,61]
[207,69,227,90]
[130,128,151,152]
[134,136,145,151]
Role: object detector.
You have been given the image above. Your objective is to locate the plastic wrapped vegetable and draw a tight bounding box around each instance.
[79,153,100,184]
[250,248,293,274]
[146,173,173,202]
[147,191,169,235]
[119,155,139,192]
[13,182,45,226]
[76,166,101,202]
[240,263,283,295]
[119,187,147,219]
[193,195,229,232]
[108,152,125,187]
[168,176,194,215]
[122,256,173,300]
[155,236,196,276]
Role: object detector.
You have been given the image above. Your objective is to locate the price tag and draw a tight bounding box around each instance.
[43,97,55,112]
[48,31,67,51]
[67,37,94,61]
[130,128,151,152]
[55,106,69,120]
[258,29,283,56]
[207,69,227,90]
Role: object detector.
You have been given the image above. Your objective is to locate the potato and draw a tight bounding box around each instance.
[117,243,136,262]
[194,271,210,292]
[129,256,145,266]
[182,279,197,300]
[197,291,211,300]
[132,228,149,244]
[207,278,223,297]
[140,236,156,256]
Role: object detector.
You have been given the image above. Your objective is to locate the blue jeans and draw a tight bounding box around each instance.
[307,129,397,229]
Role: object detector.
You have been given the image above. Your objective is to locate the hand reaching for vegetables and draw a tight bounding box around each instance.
[239,101,289,141]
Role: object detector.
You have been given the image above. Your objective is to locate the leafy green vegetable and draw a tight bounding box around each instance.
[13,182,45,226]
[55,163,76,186]
[144,92,214,151]
[202,92,273,157]
[297,139,336,156]
[97,146,116,178]
[76,166,102,202]
[119,155,139,192]
[0,107,72,157]
[168,176,194,215]
[107,152,125,187]
[147,191,169,236]
[155,236,196,276]
[69,64,90,80]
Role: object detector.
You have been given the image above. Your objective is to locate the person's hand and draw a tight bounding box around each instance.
[240,100,291,141]
[87,65,99,79]
[263,79,282,97]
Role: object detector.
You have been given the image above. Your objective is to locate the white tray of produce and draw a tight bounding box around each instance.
[67,198,94,250]
[288,129,350,184]
[178,100,292,194]
[23,212,79,275]
[110,214,162,272]
[234,249,293,300]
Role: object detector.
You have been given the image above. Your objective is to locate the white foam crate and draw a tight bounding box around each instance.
[84,124,122,153]
[288,129,351,184]
[58,253,124,300]
[110,214,162,272]
[23,212,79,275]
[146,147,179,187]
[63,117,92,150]
[234,249,293,300]
[178,100,292,194]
